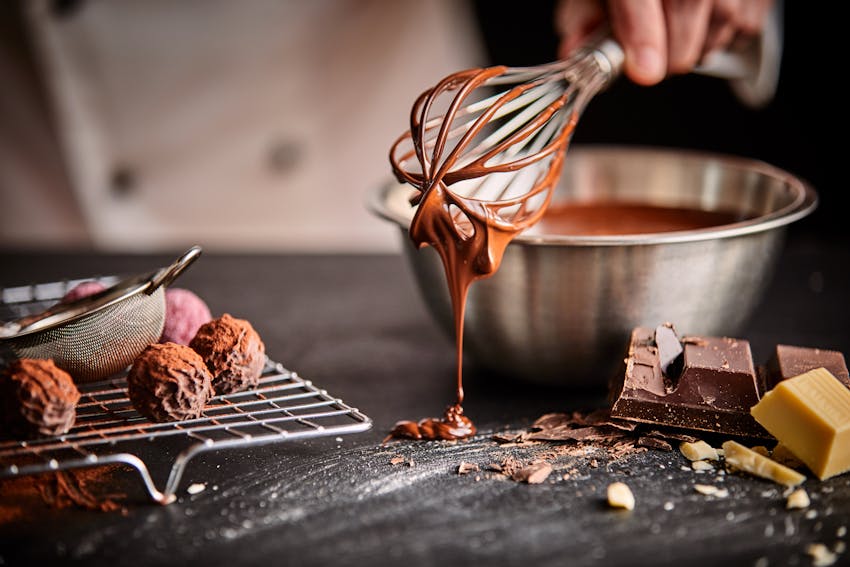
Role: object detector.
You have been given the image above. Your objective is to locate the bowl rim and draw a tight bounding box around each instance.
[368,144,818,247]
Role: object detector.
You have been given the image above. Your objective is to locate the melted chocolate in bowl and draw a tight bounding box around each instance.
[527,202,752,236]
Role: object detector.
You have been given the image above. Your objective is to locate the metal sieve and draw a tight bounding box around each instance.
[0,246,202,382]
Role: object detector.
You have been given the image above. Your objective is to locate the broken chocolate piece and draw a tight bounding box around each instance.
[762,344,849,390]
[511,462,552,484]
[655,323,683,377]
[609,328,769,438]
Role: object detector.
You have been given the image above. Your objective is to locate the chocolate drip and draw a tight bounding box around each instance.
[388,65,578,440]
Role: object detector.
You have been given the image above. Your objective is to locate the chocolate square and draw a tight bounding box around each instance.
[763,344,850,390]
[609,328,769,438]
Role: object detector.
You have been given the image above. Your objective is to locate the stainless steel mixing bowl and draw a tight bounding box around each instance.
[369,145,817,388]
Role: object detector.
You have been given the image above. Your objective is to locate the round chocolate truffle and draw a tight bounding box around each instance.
[61,280,107,303]
[159,288,212,346]
[0,358,80,438]
[127,343,213,422]
[189,313,265,395]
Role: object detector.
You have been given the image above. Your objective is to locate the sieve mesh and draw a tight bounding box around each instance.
[5,287,165,382]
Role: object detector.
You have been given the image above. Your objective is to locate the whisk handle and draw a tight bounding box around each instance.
[147,245,203,295]
[588,38,625,83]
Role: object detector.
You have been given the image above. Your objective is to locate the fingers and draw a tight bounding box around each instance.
[607,0,667,85]
[555,0,606,59]
[738,0,773,35]
[553,0,776,85]
[704,0,740,56]
[663,0,712,74]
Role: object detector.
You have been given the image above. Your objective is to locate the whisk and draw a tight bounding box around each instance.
[389,38,625,278]
[388,33,775,277]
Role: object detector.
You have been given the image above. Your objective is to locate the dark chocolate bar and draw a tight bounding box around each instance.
[609,326,770,438]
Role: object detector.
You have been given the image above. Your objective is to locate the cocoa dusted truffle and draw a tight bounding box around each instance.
[189,313,265,395]
[127,343,213,422]
[0,358,80,438]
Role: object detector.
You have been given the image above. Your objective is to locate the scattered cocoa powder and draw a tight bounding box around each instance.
[0,465,129,520]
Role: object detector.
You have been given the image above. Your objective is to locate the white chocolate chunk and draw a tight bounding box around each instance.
[786,488,810,509]
[680,440,719,461]
[722,440,806,487]
[607,482,635,510]
[694,484,729,498]
[806,543,837,566]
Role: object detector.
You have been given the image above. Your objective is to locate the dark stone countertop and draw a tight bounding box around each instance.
[1,222,848,567]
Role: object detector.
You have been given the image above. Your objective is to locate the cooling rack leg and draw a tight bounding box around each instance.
[98,454,177,505]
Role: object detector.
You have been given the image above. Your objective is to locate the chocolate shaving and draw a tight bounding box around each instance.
[531,410,637,432]
[527,426,627,442]
[636,436,673,452]
[643,429,699,444]
[457,461,480,475]
[511,462,553,484]
[491,432,523,444]
[499,456,524,478]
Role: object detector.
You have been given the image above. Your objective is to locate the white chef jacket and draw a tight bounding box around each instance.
[0,0,486,252]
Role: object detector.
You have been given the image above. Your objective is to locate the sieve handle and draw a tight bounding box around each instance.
[146,245,203,295]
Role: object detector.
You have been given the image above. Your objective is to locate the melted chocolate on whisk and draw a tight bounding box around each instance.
[387,66,578,441]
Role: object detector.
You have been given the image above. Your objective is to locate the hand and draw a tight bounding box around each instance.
[555,0,775,85]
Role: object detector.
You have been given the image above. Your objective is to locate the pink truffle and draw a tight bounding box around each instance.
[160,288,212,346]
[61,281,107,303]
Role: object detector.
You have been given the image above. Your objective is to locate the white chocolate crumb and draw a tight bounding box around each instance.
[786,488,810,510]
[692,460,714,472]
[806,510,819,520]
[187,483,206,495]
[606,482,635,511]
[693,484,728,498]
[806,543,837,566]
[837,526,847,538]
[680,440,719,461]
[663,501,674,511]
[785,516,796,536]
[835,541,846,554]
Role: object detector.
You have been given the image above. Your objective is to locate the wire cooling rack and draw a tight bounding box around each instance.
[0,278,372,505]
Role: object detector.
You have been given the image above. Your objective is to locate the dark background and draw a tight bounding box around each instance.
[472,0,839,241]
